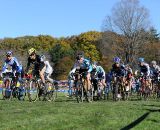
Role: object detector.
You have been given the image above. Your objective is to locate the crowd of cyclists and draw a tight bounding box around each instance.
[67,53,160,101]
[1,48,160,102]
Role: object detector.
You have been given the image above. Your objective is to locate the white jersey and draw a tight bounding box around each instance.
[44,61,53,74]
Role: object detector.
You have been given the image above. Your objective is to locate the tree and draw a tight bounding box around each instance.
[102,0,150,65]
[73,31,102,61]
[140,27,160,64]
[147,27,159,43]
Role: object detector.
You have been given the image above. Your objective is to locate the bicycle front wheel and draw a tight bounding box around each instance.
[28,80,39,102]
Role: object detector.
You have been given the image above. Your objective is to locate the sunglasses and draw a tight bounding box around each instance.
[6,55,11,57]
[29,53,35,57]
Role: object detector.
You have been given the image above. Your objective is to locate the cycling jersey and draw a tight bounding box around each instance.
[139,63,150,76]
[26,55,45,72]
[111,63,125,77]
[150,65,160,77]
[44,61,53,74]
[2,57,22,73]
[74,58,92,73]
[92,66,105,79]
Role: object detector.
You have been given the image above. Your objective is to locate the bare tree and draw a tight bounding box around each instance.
[102,0,150,65]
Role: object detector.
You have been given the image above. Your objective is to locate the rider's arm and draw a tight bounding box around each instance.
[2,62,7,72]
[156,65,160,73]
[13,57,22,72]
[99,66,106,77]
[145,63,150,76]
[68,68,76,80]
[13,57,20,67]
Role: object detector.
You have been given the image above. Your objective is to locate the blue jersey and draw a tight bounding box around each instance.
[2,57,22,73]
[111,63,125,77]
[74,58,92,73]
[92,65,105,78]
[139,63,150,76]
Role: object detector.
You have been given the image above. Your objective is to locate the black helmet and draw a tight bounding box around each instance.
[76,54,84,60]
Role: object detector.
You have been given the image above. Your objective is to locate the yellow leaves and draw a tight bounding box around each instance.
[79,31,102,43]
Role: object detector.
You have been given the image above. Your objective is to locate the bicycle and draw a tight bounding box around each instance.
[151,74,160,99]
[28,75,56,102]
[91,76,106,100]
[1,71,26,101]
[74,68,93,103]
[137,75,152,100]
[111,74,126,101]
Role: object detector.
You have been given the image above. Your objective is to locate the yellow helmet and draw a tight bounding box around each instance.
[28,48,36,55]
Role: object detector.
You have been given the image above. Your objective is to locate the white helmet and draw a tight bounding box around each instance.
[151,60,156,65]
[41,55,46,61]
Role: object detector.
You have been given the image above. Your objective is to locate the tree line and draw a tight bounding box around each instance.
[0,0,159,79]
[0,28,159,79]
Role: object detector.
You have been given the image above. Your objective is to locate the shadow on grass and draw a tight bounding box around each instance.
[143,104,160,108]
[120,108,160,130]
[120,112,150,130]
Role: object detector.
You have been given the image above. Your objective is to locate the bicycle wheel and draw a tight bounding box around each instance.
[76,83,83,103]
[86,86,93,102]
[2,79,12,100]
[28,80,39,102]
[10,86,19,101]
[43,82,56,101]
[113,83,118,101]
[2,88,12,100]
[18,86,26,101]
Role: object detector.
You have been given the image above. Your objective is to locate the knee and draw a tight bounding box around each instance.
[39,71,44,76]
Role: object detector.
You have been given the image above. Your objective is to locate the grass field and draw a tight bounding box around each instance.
[0,93,160,130]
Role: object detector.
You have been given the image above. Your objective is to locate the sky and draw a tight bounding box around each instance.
[0,0,159,38]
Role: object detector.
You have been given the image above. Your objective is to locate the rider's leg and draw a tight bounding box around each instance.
[102,79,106,89]
[39,66,46,85]
[46,73,54,83]
[86,72,91,91]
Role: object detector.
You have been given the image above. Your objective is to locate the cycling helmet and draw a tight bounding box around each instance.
[138,57,144,63]
[28,48,36,55]
[6,51,13,56]
[76,54,84,60]
[151,60,156,65]
[113,57,121,63]
[41,55,46,61]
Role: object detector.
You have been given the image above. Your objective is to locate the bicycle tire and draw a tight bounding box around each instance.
[28,80,39,102]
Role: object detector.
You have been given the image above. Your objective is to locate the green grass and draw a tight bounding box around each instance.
[0,93,160,130]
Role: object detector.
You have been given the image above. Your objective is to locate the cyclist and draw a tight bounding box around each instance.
[110,57,126,99]
[150,60,160,78]
[26,48,46,90]
[1,51,23,88]
[41,55,54,83]
[150,60,160,88]
[71,53,93,93]
[91,62,106,93]
[111,57,125,77]
[137,57,152,92]
[138,58,150,77]
[124,64,133,92]
[67,67,76,97]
